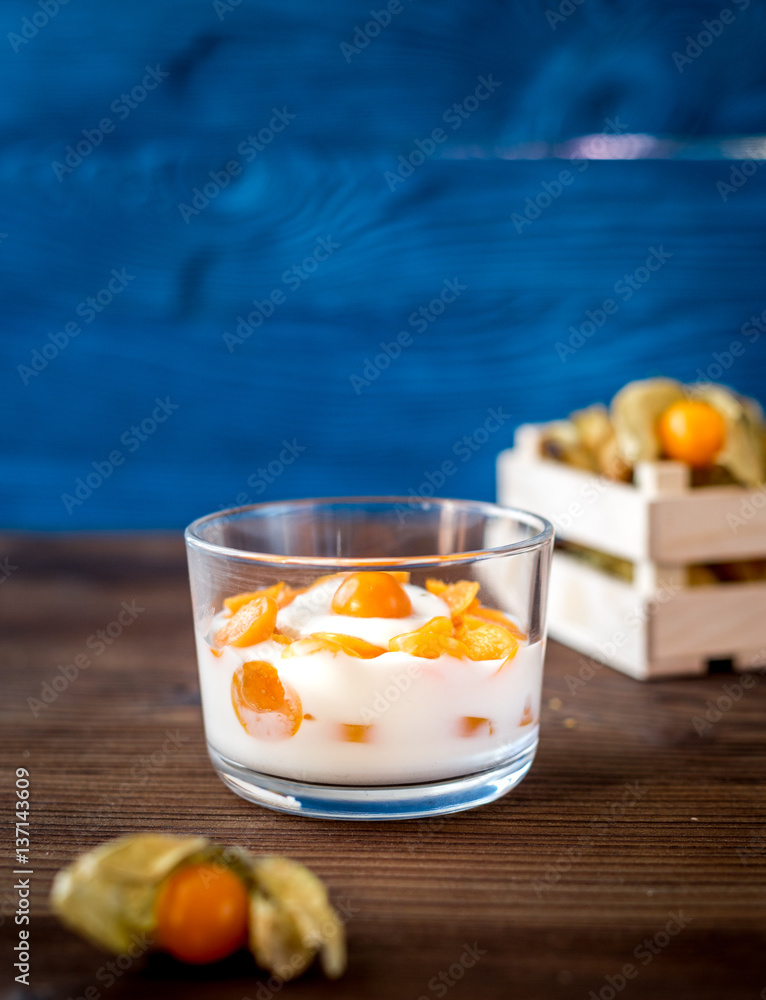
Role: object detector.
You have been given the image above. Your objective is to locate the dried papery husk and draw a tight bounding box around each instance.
[50,835,347,980]
[249,855,347,980]
[571,404,613,454]
[540,420,599,471]
[611,377,685,464]
[690,384,766,486]
[594,430,632,481]
[50,834,209,953]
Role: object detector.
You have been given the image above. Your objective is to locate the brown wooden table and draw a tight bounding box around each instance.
[3,534,765,1000]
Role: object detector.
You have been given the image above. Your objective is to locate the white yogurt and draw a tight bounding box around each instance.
[196,581,544,785]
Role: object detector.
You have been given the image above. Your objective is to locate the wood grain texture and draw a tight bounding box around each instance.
[2,534,765,999]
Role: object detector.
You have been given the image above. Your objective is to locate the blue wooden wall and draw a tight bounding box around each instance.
[3,0,766,528]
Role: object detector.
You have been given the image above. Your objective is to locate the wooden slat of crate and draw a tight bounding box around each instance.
[649,487,766,563]
[497,447,647,561]
[548,553,711,680]
[651,581,766,662]
[547,551,646,678]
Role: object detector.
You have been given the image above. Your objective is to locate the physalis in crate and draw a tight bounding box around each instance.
[540,377,766,486]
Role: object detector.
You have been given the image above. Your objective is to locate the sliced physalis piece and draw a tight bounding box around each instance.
[231,661,302,739]
[215,596,278,648]
[389,617,467,659]
[495,646,519,675]
[426,579,480,616]
[519,698,535,727]
[272,633,293,646]
[224,582,285,615]
[224,583,304,614]
[331,571,412,618]
[462,623,519,662]
[459,716,493,738]
[311,632,386,658]
[277,585,305,609]
[155,861,249,964]
[464,602,528,640]
[281,636,338,658]
[338,723,374,743]
[281,634,385,658]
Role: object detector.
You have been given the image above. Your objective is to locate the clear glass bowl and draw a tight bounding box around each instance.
[185,497,553,820]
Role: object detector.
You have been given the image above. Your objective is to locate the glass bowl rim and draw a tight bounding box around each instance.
[184,496,554,569]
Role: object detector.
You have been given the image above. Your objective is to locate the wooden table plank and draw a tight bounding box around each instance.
[2,534,765,999]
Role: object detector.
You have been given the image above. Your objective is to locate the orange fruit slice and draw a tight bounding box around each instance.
[311,632,386,657]
[462,622,519,661]
[215,596,277,647]
[281,633,386,658]
[339,723,374,743]
[519,698,535,726]
[331,572,412,618]
[464,603,527,640]
[459,716,493,737]
[231,660,302,739]
[224,582,303,613]
[223,582,285,615]
[389,617,467,658]
[276,585,305,609]
[281,637,339,658]
[426,579,480,616]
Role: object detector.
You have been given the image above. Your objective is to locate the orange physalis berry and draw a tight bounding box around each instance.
[339,723,374,743]
[231,660,302,739]
[331,572,412,618]
[155,861,249,965]
[462,623,519,662]
[215,596,278,647]
[657,399,726,467]
[389,617,467,659]
[426,579,480,616]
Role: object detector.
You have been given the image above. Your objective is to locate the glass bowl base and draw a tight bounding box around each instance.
[208,739,538,821]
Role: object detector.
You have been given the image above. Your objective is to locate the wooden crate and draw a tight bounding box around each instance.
[497,424,766,680]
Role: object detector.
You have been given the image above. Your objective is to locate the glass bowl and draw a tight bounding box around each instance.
[185,497,553,820]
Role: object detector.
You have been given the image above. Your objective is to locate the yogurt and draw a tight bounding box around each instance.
[196,579,543,785]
